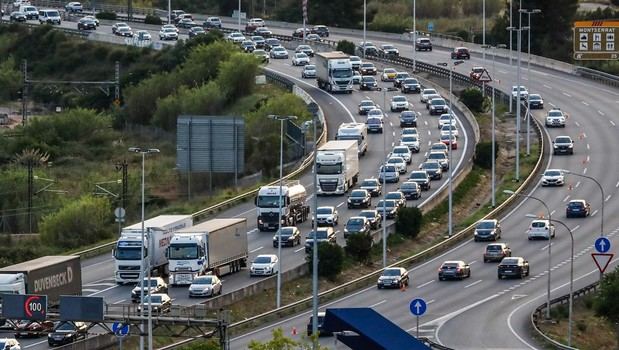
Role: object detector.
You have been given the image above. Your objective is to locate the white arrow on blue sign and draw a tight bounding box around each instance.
[409,298,427,316]
[595,237,611,253]
[112,322,129,337]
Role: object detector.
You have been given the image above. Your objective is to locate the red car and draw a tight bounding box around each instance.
[440,134,457,149]
[451,47,470,59]
[15,320,55,338]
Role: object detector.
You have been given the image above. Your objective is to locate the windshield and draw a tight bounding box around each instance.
[568,202,583,208]
[350,190,366,197]
[387,158,403,164]
[531,221,548,228]
[144,295,162,303]
[168,244,198,259]
[423,89,437,95]
[545,170,561,176]
[386,193,401,200]
[277,227,295,237]
[476,221,496,230]
[548,111,563,117]
[254,256,272,264]
[403,78,418,84]
[256,195,285,208]
[361,180,377,187]
[423,162,440,170]
[114,246,144,260]
[529,95,541,100]
[376,200,396,208]
[359,211,375,219]
[56,322,76,331]
[360,101,374,107]
[193,277,213,284]
[333,68,353,78]
[501,258,519,265]
[346,219,364,227]
[393,97,406,102]
[401,182,417,189]
[410,172,426,179]
[431,99,445,105]
[380,165,396,173]
[362,76,375,83]
[555,137,571,143]
[486,245,502,251]
[316,208,333,215]
[317,163,342,174]
[307,231,328,239]
[402,136,418,143]
[304,65,316,70]
[429,153,446,160]
[393,147,408,154]
[383,269,401,276]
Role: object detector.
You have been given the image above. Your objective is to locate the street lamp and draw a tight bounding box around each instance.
[507,24,528,181]
[519,8,541,156]
[412,0,416,71]
[363,0,367,59]
[380,86,398,267]
[505,190,552,319]
[128,147,160,350]
[268,114,297,309]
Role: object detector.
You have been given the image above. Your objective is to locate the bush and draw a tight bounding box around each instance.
[474,141,498,170]
[96,11,116,20]
[461,88,485,113]
[336,40,356,55]
[593,266,619,323]
[395,207,422,238]
[144,14,162,25]
[307,242,344,281]
[345,233,373,264]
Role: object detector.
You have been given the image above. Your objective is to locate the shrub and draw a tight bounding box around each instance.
[461,87,485,113]
[593,266,619,323]
[96,11,116,20]
[345,233,373,264]
[576,320,587,332]
[144,14,162,25]
[336,40,356,55]
[395,207,422,238]
[307,242,344,281]
[474,141,498,170]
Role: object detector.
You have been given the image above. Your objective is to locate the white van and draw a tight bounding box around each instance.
[38,9,61,24]
[19,4,38,19]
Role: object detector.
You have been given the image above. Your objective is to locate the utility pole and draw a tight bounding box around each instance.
[27,159,33,233]
[22,59,28,126]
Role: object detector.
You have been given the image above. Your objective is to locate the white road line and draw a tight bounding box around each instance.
[581,101,589,106]
[598,110,605,116]
[23,340,48,349]
[575,181,580,188]
[427,299,435,304]
[616,181,619,188]
[550,210,556,216]
[247,228,258,235]
[592,209,598,216]
[549,102,556,108]
[562,92,571,97]
[543,84,552,89]
[370,300,386,308]
[113,299,126,304]
[584,167,588,174]
[84,282,116,287]
[468,260,478,265]
[427,130,431,136]
[611,120,616,126]
[82,288,99,293]
[294,247,305,253]
[88,284,119,296]
[464,280,483,289]
[606,195,612,202]
[541,243,551,251]
[336,202,345,208]
[424,120,428,126]
[586,144,590,150]
[249,246,263,253]
[572,225,580,232]
[586,155,590,163]
[574,121,581,127]
[390,122,394,127]
[562,195,570,202]
[417,280,435,289]
[392,131,396,136]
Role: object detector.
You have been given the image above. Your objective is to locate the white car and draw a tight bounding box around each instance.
[389,145,412,164]
[134,30,151,41]
[250,254,279,276]
[438,113,456,129]
[367,108,384,120]
[159,27,178,40]
[426,151,449,171]
[527,219,555,240]
[65,1,82,12]
[136,293,172,314]
[292,52,310,66]
[313,206,339,226]
[161,24,179,33]
[349,55,362,70]
[270,46,289,59]
[0,339,20,350]
[420,88,438,103]
[541,169,565,186]
[431,142,449,153]
[130,277,168,303]
[440,124,459,138]
[401,127,418,137]
[512,85,529,100]
[227,32,246,43]
[302,64,316,78]
[390,95,409,112]
[400,135,420,153]
[188,275,222,297]
[545,108,566,128]
[387,156,407,174]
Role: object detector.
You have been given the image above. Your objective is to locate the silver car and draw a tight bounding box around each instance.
[188,275,222,297]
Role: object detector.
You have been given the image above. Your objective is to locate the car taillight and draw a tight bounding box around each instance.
[456,267,462,272]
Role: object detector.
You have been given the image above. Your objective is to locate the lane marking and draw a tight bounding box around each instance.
[543,84,552,89]
[247,228,258,235]
[550,209,556,216]
[294,247,305,253]
[336,202,345,208]
[88,284,119,296]
[575,181,580,188]
[597,110,604,116]
[370,300,387,308]
[605,194,611,202]
[417,280,435,289]
[249,246,263,253]
[464,280,483,289]
[581,101,589,106]
[583,167,588,174]
[611,120,616,126]
[574,121,581,127]
[562,195,570,202]
[586,144,590,150]
[562,92,571,97]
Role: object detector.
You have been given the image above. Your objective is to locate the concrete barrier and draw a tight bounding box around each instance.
[55,334,117,350]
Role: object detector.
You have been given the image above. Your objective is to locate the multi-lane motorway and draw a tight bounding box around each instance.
[3,12,619,350]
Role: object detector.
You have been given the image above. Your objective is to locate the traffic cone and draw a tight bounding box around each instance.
[400,282,407,292]
[291,326,298,336]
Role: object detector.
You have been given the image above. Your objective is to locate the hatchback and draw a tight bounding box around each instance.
[483,243,511,262]
[438,260,471,280]
[566,199,591,218]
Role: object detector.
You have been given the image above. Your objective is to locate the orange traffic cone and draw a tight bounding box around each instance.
[291,326,298,336]
[400,282,407,292]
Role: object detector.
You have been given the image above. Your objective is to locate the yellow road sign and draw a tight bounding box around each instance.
[574,20,619,60]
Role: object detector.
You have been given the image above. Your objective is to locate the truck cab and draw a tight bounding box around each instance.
[315,52,353,93]
[255,182,310,231]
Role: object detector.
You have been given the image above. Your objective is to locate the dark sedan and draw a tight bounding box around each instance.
[48,321,88,346]
[438,260,471,281]
[272,226,301,247]
[77,17,97,30]
[528,93,544,109]
[347,189,372,208]
[188,26,206,38]
[10,11,27,22]
[358,209,382,229]
[498,257,529,279]
[360,76,378,90]
[399,181,421,200]
[566,199,591,218]
[359,63,377,75]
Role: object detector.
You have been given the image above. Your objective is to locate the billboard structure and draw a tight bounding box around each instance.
[574,20,619,60]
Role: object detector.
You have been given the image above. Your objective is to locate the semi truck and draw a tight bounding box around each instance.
[316,140,359,195]
[255,180,310,231]
[335,122,368,156]
[113,215,193,284]
[315,51,353,93]
[168,218,248,285]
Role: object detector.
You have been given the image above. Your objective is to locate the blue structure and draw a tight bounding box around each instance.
[322,308,431,350]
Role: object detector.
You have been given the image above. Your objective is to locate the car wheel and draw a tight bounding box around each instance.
[439,276,444,281]
[498,274,502,279]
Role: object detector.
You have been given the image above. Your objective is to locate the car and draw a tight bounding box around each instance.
[358,41,378,56]
[253,49,270,63]
[292,52,310,66]
[379,44,399,57]
[344,216,371,238]
[134,30,151,41]
[272,226,301,247]
[0,338,20,349]
[420,88,438,103]
[426,151,449,171]
[306,33,322,42]
[401,127,419,137]
[14,320,54,338]
[264,38,281,51]
[177,18,197,28]
[399,111,417,127]
[38,9,61,24]
[306,312,330,336]
[390,95,409,112]
[469,66,486,80]
[527,219,555,240]
[249,254,279,276]
[82,15,99,26]
[511,85,529,100]
[270,46,289,59]
[483,243,512,263]
[381,68,398,82]
[312,25,330,37]
[159,27,178,40]
[440,124,459,138]
[292,27,311,38]
[541,169,565,186]
[359,62,377,75]
[65,1,82,12]
[358,209,383,229]
[10,11,27,22]
[313,206,339,226]
[116,26,133,37]
[390,145,412,164]
[304,227,336,253]
[393,72,410,88]
[498,257,529,279]
[77,17,97,30]
[429,98,449,115]
[295,44,314,57]
[358,100,376,115]
[377,267,409,289]
[399,181,421,200]
[438,113,456,129]
[226,32,246,43]
[440,134,458,149]
[112,22,130,34]
[18,5,38,19]
[566,199,591,218]
[252,35,266,48]
[349,55,362,70]
[528,93,544,109]
[188,26,206,38]
[378,165,399,183]
[385,191,406,208]
[438,260,471,280]
[419,161,442,180]
[347,189,372,209]
[131,277,168,303]
[367,108,384,120]
[415,37,432,51]
[408,171,431,190]
[451,47,470,59]
[204,16,222,28]
[553,135,574,155]
[136,293,172,314]
[360,76,378,91]
[352,70,362,84]
[359,178,382,197]
[400,135,420,153]
[375,199,399,219]
[175,13,193,24]
[47,322,87,346]
[401,78,421,93]
[366,117,384,133]
[161,23,179,33]
[474,219,502,242]
[545,108,566,128]
[255,27,272,37]
[241,40,256,52]
[387,156,407,174]
[170,9,185,22]
[188,275,222,297]
[430,142,449,154]
[246,17,265,29]
[301,64,316,78]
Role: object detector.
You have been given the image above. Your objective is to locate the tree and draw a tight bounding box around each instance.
[474,141,498,170]
[306,242,344,281]
[178,340,220,350]
[345,233,373,264]
[593,266,619,324]
[460,88,486,113]
[395,207,422,238]
[216,52,259,102]
[248,328,328,350]
[0,56,22,102]
[336,40,356,55]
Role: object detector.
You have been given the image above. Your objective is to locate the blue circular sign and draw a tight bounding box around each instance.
[112,322,129,337]
[409,298,427,316]
[595,237,611,253]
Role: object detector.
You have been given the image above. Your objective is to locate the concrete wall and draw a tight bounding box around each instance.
[55,334,117,350]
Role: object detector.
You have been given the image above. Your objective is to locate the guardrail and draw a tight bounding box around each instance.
[574,66,619,88]
[0,19,90,37]
[28,0,156,17]
[530,281,600,350]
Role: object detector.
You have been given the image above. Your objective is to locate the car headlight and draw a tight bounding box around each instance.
[553,144,559,148]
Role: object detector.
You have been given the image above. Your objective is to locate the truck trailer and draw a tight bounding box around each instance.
[168,218,248,285]
[315,51,353,93]
[316,140,360,195]
[335,122,368,156]
[255,180,310,231]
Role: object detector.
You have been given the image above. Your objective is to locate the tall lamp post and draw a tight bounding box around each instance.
[507,24,528,182]
[380,87,398,266]
[519,8,541,156]
[128,147,160,350]
[412,0,416,71]
[362,0,367,59]
[268,114,297,309]
[505,190,552,319]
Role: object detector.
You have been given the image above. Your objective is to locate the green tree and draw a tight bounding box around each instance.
[178,340,220,350]
[345,233,374,264]
[593,266,619,323]
[216,52,260,102]
[474,141,498,170]
[180,41,237,86]
[395,207,423,238]
[0,56,22,102]
[460,87,486,113]
[336,40,356,55]
[306,242,344,281]
[248,328,328,350]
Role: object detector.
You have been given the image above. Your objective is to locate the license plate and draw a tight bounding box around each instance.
[504,270,512,273]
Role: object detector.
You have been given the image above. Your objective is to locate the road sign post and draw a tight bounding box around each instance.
[573,21,619,60]
[595,237,611,253]
[112,322,129,350]
[409,298,427,338]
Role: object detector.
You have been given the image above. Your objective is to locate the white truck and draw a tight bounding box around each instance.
[316,140,359,195]
[315,51,354,93]
[335,122,368,156]
[255,180,310,231]
[168,218,248,285]
[113,215,193,284]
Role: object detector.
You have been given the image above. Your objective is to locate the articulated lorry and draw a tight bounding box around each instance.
[315,51,353,93]
[168,218,248,285]
[255,180,310,231]
[113,215,193,284]
[316,140,359,195]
